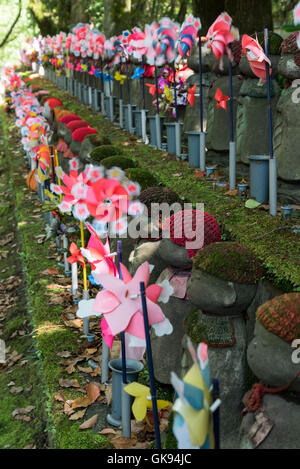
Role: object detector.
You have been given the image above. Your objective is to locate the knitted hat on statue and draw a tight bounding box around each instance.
[257,293,300,343]
[162,209,221,258]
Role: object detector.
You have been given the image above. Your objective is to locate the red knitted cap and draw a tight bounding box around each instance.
[72,127,98,143]
[162,209,221,258]
[60,114,81,124]
[66,120,89,132]
[44,97,63,109]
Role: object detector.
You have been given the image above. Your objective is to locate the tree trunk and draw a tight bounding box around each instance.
[176,0,188,23]
[192,0,225,35]
[225,0,273,35]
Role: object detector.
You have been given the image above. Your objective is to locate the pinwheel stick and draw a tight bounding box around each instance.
[172,61,178,123]
[54,149,62,199]
[141,56,146,108]
[49,145,56,185]
[264,28,277,217]
[80,222,88,292]
[198,36,204,133]
[228,43,236,190]
[264,29,273,159]
[140,281,161,449]
[117,241,127,385]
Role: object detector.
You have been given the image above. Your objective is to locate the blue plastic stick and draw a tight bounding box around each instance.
[172,61,178,123]
[264,28,274,159]
[198,36,203,132]
[154,64,160,115]
[228,44,234,142]
[140,281,161,449]
[117,240,127,384]
[212,378,220,449]
[142,56,146,108]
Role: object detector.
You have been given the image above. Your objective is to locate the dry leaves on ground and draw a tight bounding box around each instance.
[79,414,99,430]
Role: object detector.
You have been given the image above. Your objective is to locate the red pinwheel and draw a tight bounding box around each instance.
[215,88,230,110]
[187,83,196,106]
[67,242,85,266]
[146,83,162,96]
[242,34,272,82]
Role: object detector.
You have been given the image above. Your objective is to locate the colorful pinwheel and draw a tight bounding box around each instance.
[204,12,235,69]
[171,340,220,449]
[241,34,272,82]
[177,14,201,60]
[67,242,85,266]
[76,262,173,346]
[124,382,170,422]
[145,18,180,66]
[215,88,230,110]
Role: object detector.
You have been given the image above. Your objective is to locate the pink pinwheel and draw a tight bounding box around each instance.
[294,1,300,25]
[80,223,118,279]
[242,34,272,82]
[51,158,104,221]
[67,242,85,266]
[177,14,201,60]
[145,19,180,66]
[205,12,235,69]
[89,65,96,75]
[92,262,173,341]
[128,27,147,60]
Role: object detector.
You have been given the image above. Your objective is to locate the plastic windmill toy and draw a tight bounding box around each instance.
[171,339,221,449]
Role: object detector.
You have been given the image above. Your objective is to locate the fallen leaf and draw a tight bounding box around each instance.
[225,189,238,196]
[86,348,98,355]
[79,414,99,430]
[72,396,92,409]
[41,268,59,276]
[90,366,101,377]
[110,435,138,449]
[105,384,112,406]
[86,383,100,403]
[64,400,75,416]
[49,296,65,305]
[99,428,117,436]
[69,409,87,420]
[10,386,23,395]
[54,393,65,402]
[59,379,80,388]
[77,366,94,374]
[65,363,76,375]
[195,170,206,179]
[57,351,72,358]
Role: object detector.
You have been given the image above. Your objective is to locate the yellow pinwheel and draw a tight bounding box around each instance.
[164,85,173,102]
[124,382,170,422]
[114,71,127,85]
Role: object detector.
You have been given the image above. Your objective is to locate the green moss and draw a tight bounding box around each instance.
[125,168,158,191]
[57,421,113,449]
[139,186,182,212]
[193,242,263,284]
[256,31,283,55]
[184,310,209,345]
[163,411,177,449]
[89,145,120,162]
[101,155,137,170]
[84,133,111,147]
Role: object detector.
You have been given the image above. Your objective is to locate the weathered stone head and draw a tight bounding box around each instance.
[247,292,300,391]
[187,242,262,315]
